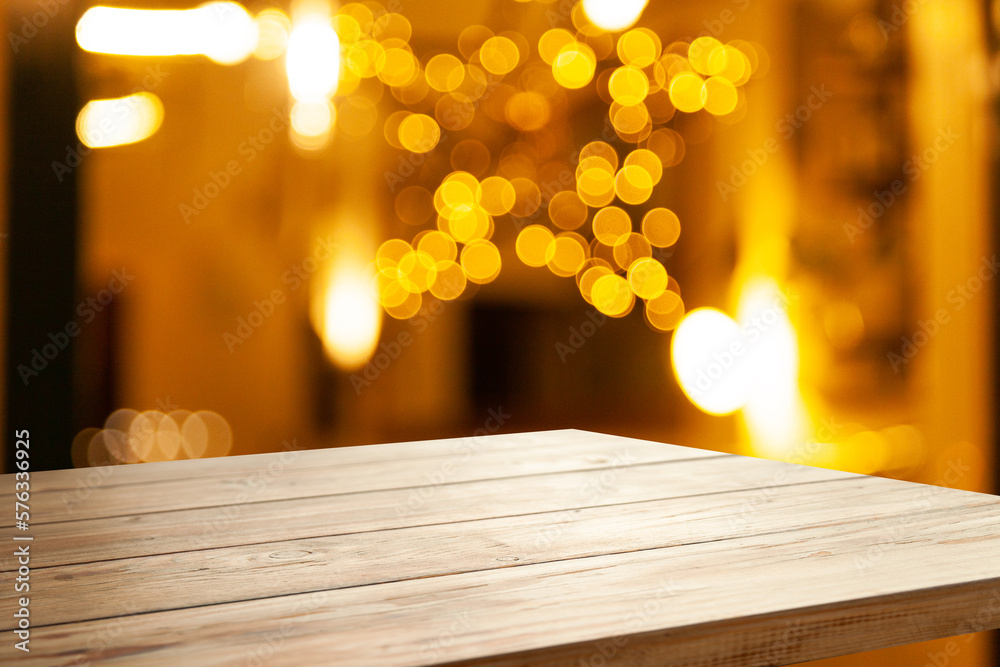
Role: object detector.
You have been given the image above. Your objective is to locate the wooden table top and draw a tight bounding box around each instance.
[2,429,1000,666]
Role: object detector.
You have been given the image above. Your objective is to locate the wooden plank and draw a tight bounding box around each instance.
[0,429,631,494]
[5,500,1000,666]
[0,454,853,569]
[0,432,726,525]
[10,475,1000,628]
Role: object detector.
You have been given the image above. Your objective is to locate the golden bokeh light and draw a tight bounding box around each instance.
[385,290,423,319]
[458,25,493,59]
[253,8,290,60]
[397,249,438,293]
[426,53,466,92]
[435,93,476,131]
[608,66,650,106]
[479,35,521,75]
[702,76,739,116]
[378,47,419,87]
[429,260,467,300]
[397,113,441,153]
[76,93,165,149]
[510,177,542,217]
[552,42,597,89]
[645,127,686,167]
[578,262,614,304]
[461,240,502,283]
[641,207,681,247]
[645,290,685,331]
[538,29,575,65]
[592,206,632,245]
[688,36,726,76]
[577,166,616,207]
[372,12,412,42]
[548,190,589,230]
[669,72,707,113]
[617,28,661,67]
[505,92,552,132]
[581,0,650,32]
[626,256,667,299]
[579,142,619,172]
[612,231,652,270]
[545,232,590,277]
[479,176,517,216]
[623,148,663,185]
[614,164,654,205]
[591,273,635,317]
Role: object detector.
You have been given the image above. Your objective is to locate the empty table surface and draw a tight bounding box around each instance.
[2,429,1000,666]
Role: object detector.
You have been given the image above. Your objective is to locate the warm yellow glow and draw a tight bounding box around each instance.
[552,42,597,89]
[76,3,257,64]
[671,308,753,415]
[545,232,589,277]
[581,0,650,32]
[737,280,808,459]
[672,281,805,437]
[286,8,340,102]
[642,208,681,247]
[76,93,164,148]
[479,36,521,75]
[592,206,631,245]
[254,8,290,60]
[291,100,334,137]
[627,257,667,299]
[398,114,441,153]
[516,225,555,268]
[317,260,382,370]
[591,273,634,317]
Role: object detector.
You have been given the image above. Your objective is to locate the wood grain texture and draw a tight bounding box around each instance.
[1,428,999,666]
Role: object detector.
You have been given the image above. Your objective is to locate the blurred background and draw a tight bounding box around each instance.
[2,0,998,664]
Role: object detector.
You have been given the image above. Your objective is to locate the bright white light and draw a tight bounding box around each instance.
[76,92,164,148]
[671,308,754,415]
[581,0,650,32]
[317,263,382,370]
[76,2,257,64]
[737,280,807,458]
[671,280,804,426]
[286,16,340,102]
